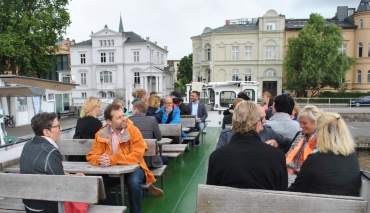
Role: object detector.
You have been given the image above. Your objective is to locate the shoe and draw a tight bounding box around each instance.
[149,185,163,196]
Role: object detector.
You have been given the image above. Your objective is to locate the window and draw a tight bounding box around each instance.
[56,55,68,70]
[108,91,115,98]
[339,44,347,55]
[80,54,86,64]
[111,40,114,46]
[357,70,362,83]
[220,91,236,107]
[101,92,106,98]
[368,43,370,57]
[101,53,106,63]
[360,19,364,29]
[197,51,202,63]
[80,73,86,85]
[266,46,276,59]
[161,54,163,64]
[108,52,114,62]
[104,40,106,46]
[266,22,276,30]
[205,43,211,61]
[265,70,276,77]
[100,40,102,46]
[368,71,370,83]
[48,93,54,100]
[197,71,202,82]
[61,73,70,83]
[245,69,252,81]
[232,69,239,81]
[134,51,139,62]
[134,72,140,84]
[82,92,87,98]
[232,46,239,60]
[244,46,252,60]
[100,71,112,83]
[359,42,363,57]
[17,97,28,112]
[208,70,211,82]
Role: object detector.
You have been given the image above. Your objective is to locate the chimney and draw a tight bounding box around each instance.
[336,6,348,21]
[225,20,230,26]
[164,46,167,50]
[146,37,150,42]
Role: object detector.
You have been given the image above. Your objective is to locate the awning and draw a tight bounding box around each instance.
[0,75,78,91]
[0,86,45,97]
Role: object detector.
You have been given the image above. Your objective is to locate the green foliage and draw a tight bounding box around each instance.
[177,54,193,83]
[284,13,356,97]
[0,0,71,76]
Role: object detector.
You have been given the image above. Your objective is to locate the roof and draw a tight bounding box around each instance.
[0,86,45,97]
[73,39,92,46]
[123,31,146,43]
[0,75,78,91]
[357,0,370,12]
[285,19,356,30]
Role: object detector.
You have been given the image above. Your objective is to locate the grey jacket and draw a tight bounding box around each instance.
[216,124,291,152]
[187,101,208,122]
[267,112,301,140]
[129,113,162,141]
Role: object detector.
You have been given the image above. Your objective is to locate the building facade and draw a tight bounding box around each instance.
[70,17,172,108]
[191,10,285,97]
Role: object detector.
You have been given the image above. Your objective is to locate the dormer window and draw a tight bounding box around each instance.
[361,1,364,5]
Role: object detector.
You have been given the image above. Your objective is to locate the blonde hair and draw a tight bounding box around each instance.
[131,88,147,99]
[81,97,102,118]
[316,112,356,156]
[262,91,271,98]
[232,101,260,133]
[148,95,161,108]
[232,98,244,108]
[298,105,323,125]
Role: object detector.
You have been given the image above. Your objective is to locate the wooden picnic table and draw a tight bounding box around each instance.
[3,161,139,206]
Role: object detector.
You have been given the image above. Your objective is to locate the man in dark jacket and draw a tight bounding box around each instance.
[207,101,288,190]
[20,112,64,212]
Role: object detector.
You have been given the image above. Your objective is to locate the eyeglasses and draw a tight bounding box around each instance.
[50,124,61,130]
[165,102,173,104]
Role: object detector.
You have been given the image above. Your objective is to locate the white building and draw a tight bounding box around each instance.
[70,16,173,109]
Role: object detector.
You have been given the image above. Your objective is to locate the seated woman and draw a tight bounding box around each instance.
[289,112,361,196]
[285,105,323,174]
[146,95,163,124]
[69,97,102,161]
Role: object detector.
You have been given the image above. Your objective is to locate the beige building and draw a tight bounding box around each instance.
[191,10,285,97]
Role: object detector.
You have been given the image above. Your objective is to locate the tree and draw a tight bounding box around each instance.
[0,0,71,76]
[284,13,356,97]
[176,54,193,94]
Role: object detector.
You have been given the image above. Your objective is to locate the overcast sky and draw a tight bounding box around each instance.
[65,0,359,60]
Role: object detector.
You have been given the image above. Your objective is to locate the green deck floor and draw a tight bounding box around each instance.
[141,127,221,213]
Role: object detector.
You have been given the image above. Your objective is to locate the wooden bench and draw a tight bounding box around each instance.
[196,171,370,213]
[180,116,199,146]
[143,139,167,189]
[158,124,188,157]
[57,110,74,119]
[0,173,126,213]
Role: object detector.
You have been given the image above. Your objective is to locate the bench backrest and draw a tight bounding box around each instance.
[144,139,157,156]
[180,117,196,128]
[158,124,182,137]
[0,173,105,203]
[196,184,368,212]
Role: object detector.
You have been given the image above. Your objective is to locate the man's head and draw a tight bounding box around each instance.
[237,92,250,101]
[31,112,61,142]
[273,94,295,115]
[232,101,262,133]
[170,91,181,98]
[164,97,173,108]
[232,98,244,109]
[190,91,200,103]
[104,103,127,131]
[132,101,148,114]
[257,105,267,125]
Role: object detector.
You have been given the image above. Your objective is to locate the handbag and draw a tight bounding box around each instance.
[64,201,88,213]
[144,155,163,168]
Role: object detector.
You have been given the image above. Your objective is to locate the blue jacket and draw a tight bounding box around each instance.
[161,107,180,124]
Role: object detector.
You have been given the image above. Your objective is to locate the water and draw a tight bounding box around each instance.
[357,150,370,171]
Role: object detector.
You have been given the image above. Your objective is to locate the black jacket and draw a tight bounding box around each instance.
[208,130,288,190]
[74,116,102,139]
[20,136,64,211]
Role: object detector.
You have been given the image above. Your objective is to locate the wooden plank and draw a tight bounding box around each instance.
[0,198,24,211]
[187,132,199,137]
[0,173,101,203]
[158,138,173,145]
[58,139,94,156]
[161,152,181,158]
[150,165,167,177]
[162,144,187,152]
[144,139,157,157]
[180,117,196,128]
[89,205,127,213]
[158,124,182,137]
[196,184,367,213]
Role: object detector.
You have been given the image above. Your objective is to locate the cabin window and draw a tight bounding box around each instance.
[243,89,255,102]
[219,91,236,107]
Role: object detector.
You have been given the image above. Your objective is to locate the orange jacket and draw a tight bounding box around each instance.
[86,119,155,184]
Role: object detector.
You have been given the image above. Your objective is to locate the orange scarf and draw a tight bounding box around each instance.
[286,135,317,175]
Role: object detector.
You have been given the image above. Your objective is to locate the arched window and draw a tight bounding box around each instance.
[100,71,112,83]
[265,70,276,77]
[357,70,362,83]
[134,72,140,84]
[358,42,363,57]
[207,70,211,82]
[61,73,71,83]
[197,70,202,82]
[232,69,239,81]
[100,91,107,98]
[368,71,370,83]
[360,19,364,29]
[107,91,115,98]
[245,69,252,81]
[204,43,211,61]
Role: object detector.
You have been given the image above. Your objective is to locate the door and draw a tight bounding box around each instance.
[262,81,277,97]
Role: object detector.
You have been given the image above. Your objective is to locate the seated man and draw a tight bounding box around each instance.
[188,91,208,145]
[86,103,163,213]
[222,98,244,129]
[161,96,183,144]
[20,112,65,212]
[130,101,161,141]
[207,101,288,190]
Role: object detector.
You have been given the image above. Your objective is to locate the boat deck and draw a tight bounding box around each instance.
[142,127,221,213]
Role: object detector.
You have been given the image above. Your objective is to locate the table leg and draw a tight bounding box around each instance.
[120,175,125,205]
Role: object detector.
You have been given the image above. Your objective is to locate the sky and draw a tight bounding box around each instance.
[65,0,359,60]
